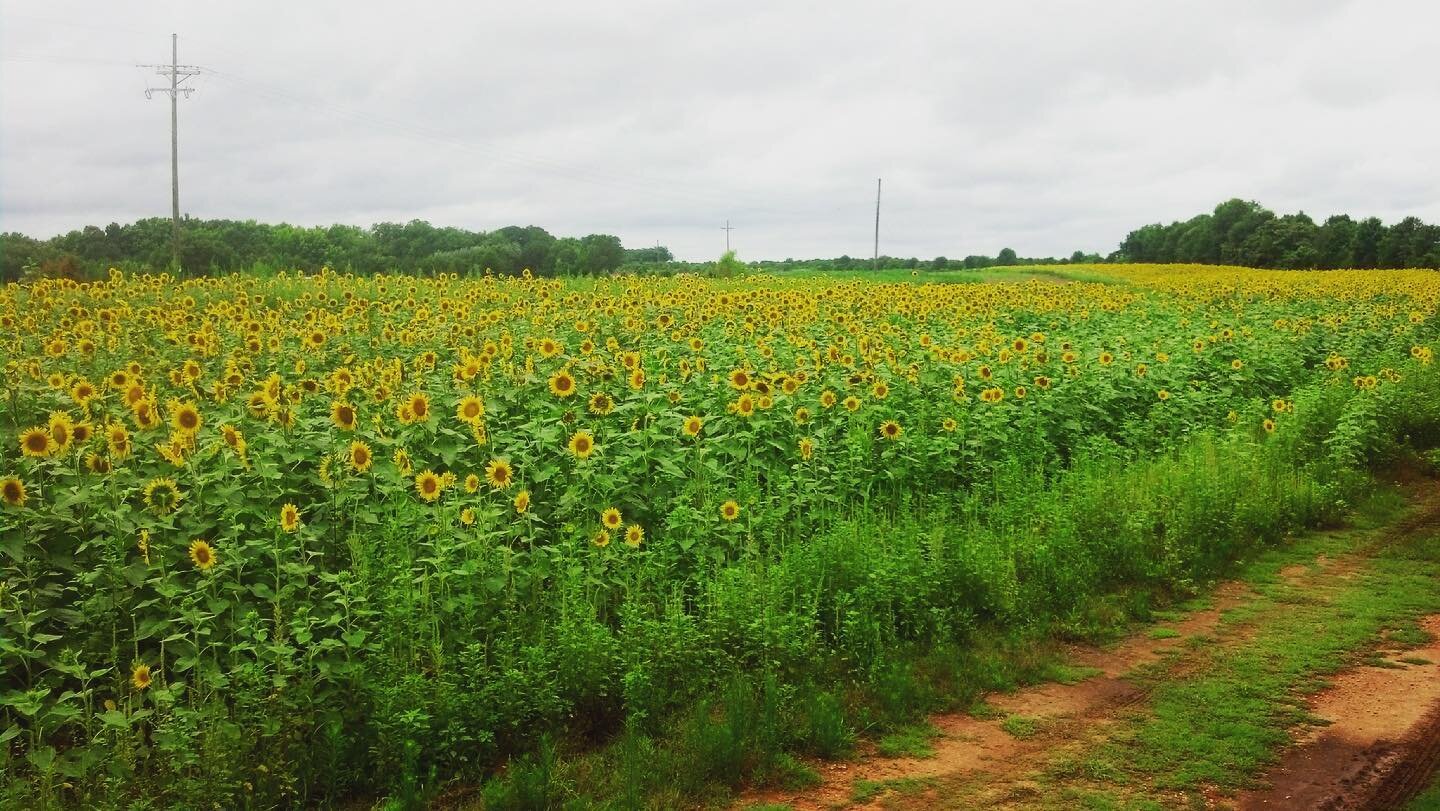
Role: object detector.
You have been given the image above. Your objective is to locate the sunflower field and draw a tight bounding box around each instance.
[2,264,1439,807]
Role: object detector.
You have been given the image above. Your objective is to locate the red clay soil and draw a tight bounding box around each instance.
[1238,614,1440,810]
[736,584,1253,810]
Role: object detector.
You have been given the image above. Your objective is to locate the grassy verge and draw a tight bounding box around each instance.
[930,489,1440,808]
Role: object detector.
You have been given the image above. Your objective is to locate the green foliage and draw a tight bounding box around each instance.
[1119,199,1440,269]
[0,219,651,281]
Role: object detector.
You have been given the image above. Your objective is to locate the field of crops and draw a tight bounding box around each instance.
[2,264,1439,807]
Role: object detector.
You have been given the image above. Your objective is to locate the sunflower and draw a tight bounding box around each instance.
[142,477,182,514]
[19,427,53,458]
[131,662,152,691]
[86,453,111,474]
[1,477,26,508]
[485,458,514,490]
[591,529,612,548]
[871,381,889,399]
[549,370,578,398]
[794,407,811,425]
[735,394,756,417]
[1157,389,1171,401]
[798,437,814,461]
[942,417,958,432]
[514,489,531,514]
[588,392,614,415]
[279,503,301,532]
[720,500,741,521]
[601,507,623,529]
[842,395,861,412]
[460,507,477,526]
[107,423,131,458]
[1263,418,1277,434]
[415,470,443,502]
[1231,359,1244,371]
[46,412,74,451]
[464,472,481,493]
[403,391,431,423]
[188,538,217,571]
[624,524,644,548]
[457,395,485,425]
[349,440,374,473]
[879,420,902,440]
[330,401,358,431]
[71,379,97,405]
[682,415,704,438]
[568,430,596,460]
[728,369,751,390]
[819,389,837,409]
[170,401,202,434]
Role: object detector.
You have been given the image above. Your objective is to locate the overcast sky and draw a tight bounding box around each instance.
[2,1,1437,261]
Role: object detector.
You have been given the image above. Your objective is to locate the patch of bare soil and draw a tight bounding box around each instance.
[1238,614,1440,811]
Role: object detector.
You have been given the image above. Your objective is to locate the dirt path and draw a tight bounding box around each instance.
[1238,615,1440,810]
[736,486,1440,811]
[738,584,1256,810]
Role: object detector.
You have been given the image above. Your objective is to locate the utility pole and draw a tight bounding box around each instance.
[721,219,735,253]
[140,34,201,271]
[873,178,882,272]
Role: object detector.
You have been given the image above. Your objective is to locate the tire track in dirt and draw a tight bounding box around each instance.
[735,584,1257,810]
[1237,615,1440,810]
[736,485,1440,811]
[1239,487,1440,811]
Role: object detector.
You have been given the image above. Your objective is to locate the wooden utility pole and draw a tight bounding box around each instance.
[140,35,201,270]
[873,178,881,271]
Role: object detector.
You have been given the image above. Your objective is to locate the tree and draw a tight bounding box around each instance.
[1316,215,1357,269]
[712,250,743,278]
[579,234,625,275]
[1352,217,1384,268]
[995,247,1017,266]
[931,256,948,270]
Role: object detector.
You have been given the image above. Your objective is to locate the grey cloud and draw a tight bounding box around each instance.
[2,0,1437,262]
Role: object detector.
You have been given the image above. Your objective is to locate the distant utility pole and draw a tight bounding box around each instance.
[140,34,201,271]
[873,178,882,271]
[721,219,735,253]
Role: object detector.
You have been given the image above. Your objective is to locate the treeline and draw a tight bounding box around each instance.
[752,247,1104,273]
[5,199,1437,282]
[1117,199,1440,269]
[0,217,675,282]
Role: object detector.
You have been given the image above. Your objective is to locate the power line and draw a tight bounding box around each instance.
[138,33,200,271]
[721,219,735,253]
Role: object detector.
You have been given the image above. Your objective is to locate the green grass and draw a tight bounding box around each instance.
[876,722,941,758]
[967,701,1004,720]
[851,776,937,804]
[1406,776,1440,810]
[1001,715,1043,740]
[1146,627,1181,640]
